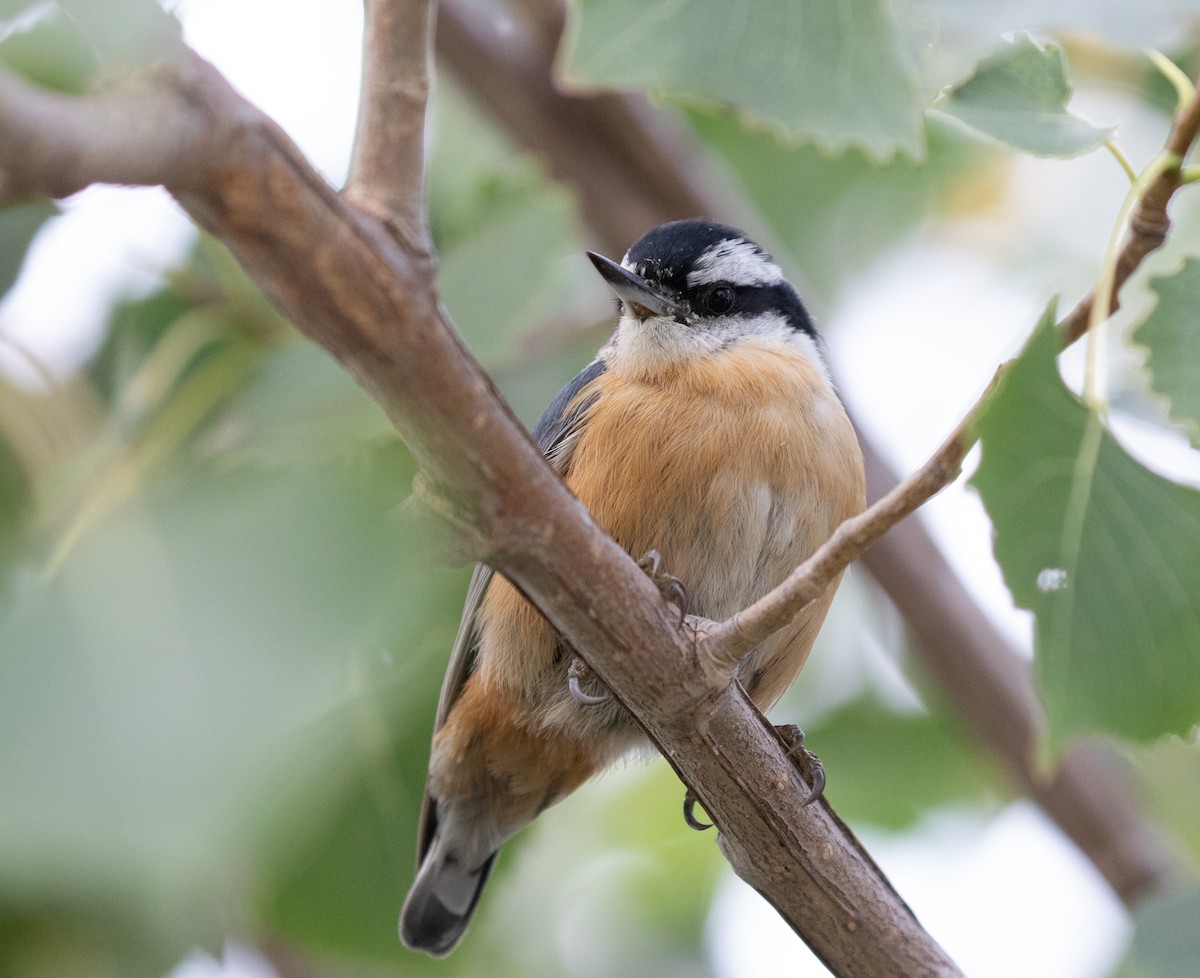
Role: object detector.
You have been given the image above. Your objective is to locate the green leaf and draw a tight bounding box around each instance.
[935,35,1112,157]
[437,187,584,367]
[972,306,1200,743]
[1126,735,1200,868]
[0,904,180,978]
[254,593,460,963]
[1128,886,1200,978]
[57,0,181,66]
[0,0,43,19]
[0,7,98,92]
[0,200,57,300]
[0,423,28,570]
[687,108,987,303]
[0,455,442,971]
[469,763,722,977]
[560,0,925,160]
[1132,258,1200,448]
[804,699,1003,829]
[215,341,397,468]
[428,81,605,371]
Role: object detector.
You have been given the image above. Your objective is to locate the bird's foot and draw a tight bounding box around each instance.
[776,723,825,805]
[682,789,713,831]
[567,656,612,706]
[638,549,688,627]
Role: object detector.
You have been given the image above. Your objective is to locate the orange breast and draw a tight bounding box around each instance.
[566,341,863,619]
[475,337,864,718]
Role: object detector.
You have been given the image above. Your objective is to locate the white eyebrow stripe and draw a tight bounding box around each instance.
[686,239,784,287]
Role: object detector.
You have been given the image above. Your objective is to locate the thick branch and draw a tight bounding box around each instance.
[0,43,963,978]
[346,0,435,245]
[0,64,214,203]
[435,0,1192,906]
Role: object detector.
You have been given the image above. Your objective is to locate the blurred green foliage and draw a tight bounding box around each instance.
[1133,258,1200,448]
[1126,885,1200,978]
[562,0,926,159]
[0,1,1199,977]
[0,8,96,92]
[935,34,1114,157]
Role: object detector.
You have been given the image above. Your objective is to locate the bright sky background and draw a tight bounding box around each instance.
[5,2,1195,976]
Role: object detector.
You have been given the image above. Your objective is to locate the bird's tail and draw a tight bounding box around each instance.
[399,831,497,957]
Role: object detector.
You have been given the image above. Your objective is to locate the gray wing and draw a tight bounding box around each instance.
[430,357,606,733]
[416,359,607,860]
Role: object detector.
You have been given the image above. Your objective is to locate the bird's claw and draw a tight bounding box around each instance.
[567,656,611,706]
[638,549,688,627]
[776,723,825,805]
[683,789,713,831]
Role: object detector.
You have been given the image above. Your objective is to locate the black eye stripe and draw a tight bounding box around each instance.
[683,282,815,337]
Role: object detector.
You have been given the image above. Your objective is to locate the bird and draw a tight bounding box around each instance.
[400,217,865,956]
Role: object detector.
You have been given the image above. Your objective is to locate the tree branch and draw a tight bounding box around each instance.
[0,34,965,978]
[435,0,1193,905]
[346,0,435,246]
[0,62,214,204]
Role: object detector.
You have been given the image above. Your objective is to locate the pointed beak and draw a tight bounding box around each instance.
[587,251,689,322]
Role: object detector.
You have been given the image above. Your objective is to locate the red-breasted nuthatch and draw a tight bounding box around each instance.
[400,218,865,956]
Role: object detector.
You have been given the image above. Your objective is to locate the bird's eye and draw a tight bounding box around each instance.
[702,284,736,316]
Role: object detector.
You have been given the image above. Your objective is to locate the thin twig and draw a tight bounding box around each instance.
[346,0,435,248]
[1059,82,1200,345]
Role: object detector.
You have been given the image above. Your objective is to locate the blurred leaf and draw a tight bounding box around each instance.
[491,325,607,432]
[427,80,532,250]
[438,186,584,367]
[468,763,722,978]
[254,566,465,964]
[0,7,97,92]
[917,0,1200,57]
[806,699,1002,829]
[211,341,396,468]
[87,236,285,408]
[688,108,992,303]
[561,0,925,160]
[426,83,612,450]
[0,903,179,978]
[0,200,57,300]
[428,83,603,370]
[1127,885,1200,978]
[0,447,436,973]
[0,426,28,567]
[972,306,1200,744]
[935,35,1112,158]
[1131,258,1200,448]
[0,0,43,20]
[57,0,180,65]
[87,289,197,406]
[1126,735,1200,872]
